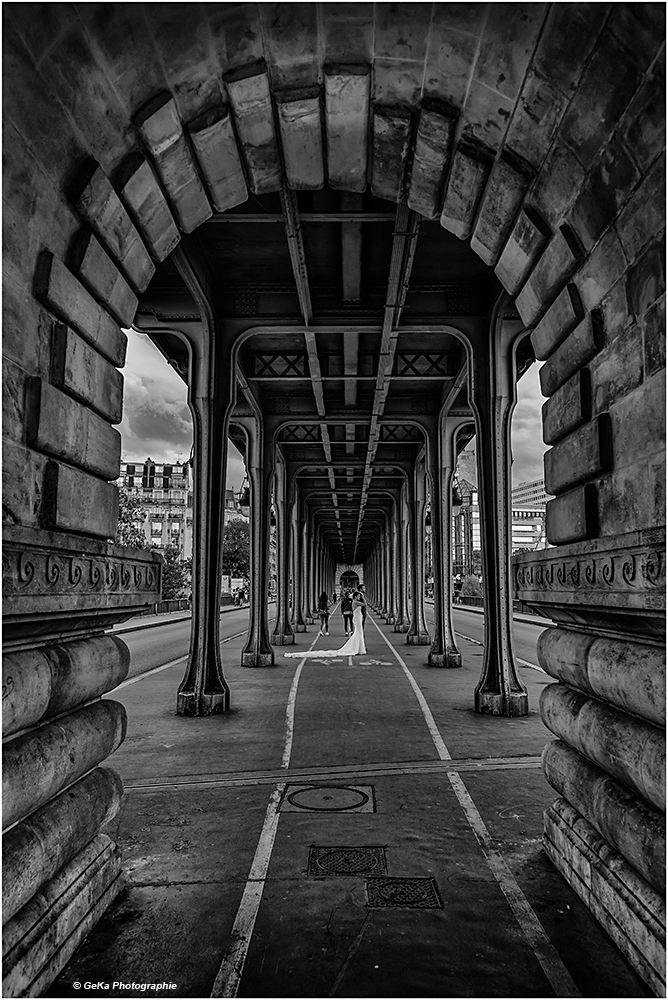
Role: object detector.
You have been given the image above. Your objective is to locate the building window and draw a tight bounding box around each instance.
[151,521,162,535]
[126,475,134,487]
[126,464,135,475]
[142,463,155,488]
[163,477,170,489]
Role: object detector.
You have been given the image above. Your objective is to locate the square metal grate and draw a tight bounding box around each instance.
[365,876,442,909]
[307,846,387,878]
[279,784,376,813]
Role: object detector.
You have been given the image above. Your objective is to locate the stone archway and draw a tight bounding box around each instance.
[3,5,664,994]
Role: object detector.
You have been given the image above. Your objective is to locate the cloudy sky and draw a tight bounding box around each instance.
[119,331,246,488]
[119,330,547,490]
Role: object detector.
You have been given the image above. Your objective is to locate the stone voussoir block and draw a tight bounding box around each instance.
[495,206,550,295]
[531,283,584,361]
[70,160,155,294]
[135,92,213,233]
[43,461,119,539]
[540,310,605,397]
[545,483,598,545]
[26,378,121,482]
[51,323,124,425]
[516,224,586,326]
[188,105,249,210]
[115,152,181,262]
[544,413,612,495]
[470,148,534,266]
[69,229,138,328]
[407,98,457,220]
[3,700,127,829]
[324,64,370,193]
[224,65,283,197]
[440,142,492,240]
[441,143,493,240]
[275,88,325,192]
[35,252,127,369]
[542,368,591,445]
[371,104,412,204]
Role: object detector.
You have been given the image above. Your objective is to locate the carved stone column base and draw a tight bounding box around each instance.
[394,623,409,633]
[475,688,528,716]
[241,651,275,667]
[545,799,664,995]
[176,689,229,716]
[406,632,430,645]
[305,615,314,625]
[271,632,295,646]
[294,623,307,632]
[428,649,462,668]
[385,614,395,624]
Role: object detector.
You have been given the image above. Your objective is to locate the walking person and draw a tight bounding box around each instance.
[317,591,330,635]
[340,589,353,636]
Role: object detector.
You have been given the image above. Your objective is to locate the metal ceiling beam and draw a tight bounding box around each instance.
[352,198,421,560]
[207,212,395,223]
[280,184,312,325]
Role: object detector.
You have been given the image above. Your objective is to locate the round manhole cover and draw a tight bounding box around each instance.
[286,785,370,811]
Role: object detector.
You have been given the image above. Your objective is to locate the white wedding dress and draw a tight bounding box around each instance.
[284,605,366,657]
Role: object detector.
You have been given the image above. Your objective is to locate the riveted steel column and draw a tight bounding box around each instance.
[177,335,231,715]
[241,423,275,667]
[271,458,294,646]
[470,305,529,716]
[406,457,430,645]
[428,416,466,668]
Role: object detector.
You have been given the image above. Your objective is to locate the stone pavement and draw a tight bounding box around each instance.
[47,613,651,999]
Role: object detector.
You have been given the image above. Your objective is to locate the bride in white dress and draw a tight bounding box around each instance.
[284,593,366,658]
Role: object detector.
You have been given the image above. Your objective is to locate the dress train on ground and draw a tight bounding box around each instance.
[284,606,366,657]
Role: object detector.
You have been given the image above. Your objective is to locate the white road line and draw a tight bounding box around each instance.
[369,616,451,761]
[369,616,581,998]
[114,621,277,691]
[210,634,319,997]
[453,630,544,672]
[115,655,187,690]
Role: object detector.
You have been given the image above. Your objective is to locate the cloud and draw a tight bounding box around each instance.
[119,332,246,489]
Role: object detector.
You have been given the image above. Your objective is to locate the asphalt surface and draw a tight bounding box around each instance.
[47,607,650,999]
[119,605,546,683]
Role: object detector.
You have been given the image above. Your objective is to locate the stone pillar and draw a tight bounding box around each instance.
[427,416,464,667]
[177,335,232,715]
[467,309,528,715]
[304,509,314,624]
[384,514,395,624]
[512,201,666,988]
[271,458,294,646]
[406,457,430,645]
[241,422,274,667]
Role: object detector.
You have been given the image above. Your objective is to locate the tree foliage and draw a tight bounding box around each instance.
[161,546,191,600]
[222,518,250,578]
[115,488,147,549]
[462,573,483,597]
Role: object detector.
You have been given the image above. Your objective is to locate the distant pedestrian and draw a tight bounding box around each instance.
[340,590,353,635]
[453,574,463,605]
[317,591,330,635]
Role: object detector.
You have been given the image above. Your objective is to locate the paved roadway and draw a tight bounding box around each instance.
[119,605,549,681]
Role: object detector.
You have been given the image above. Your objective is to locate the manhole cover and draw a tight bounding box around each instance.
[366,877,442,909]
[308,846,387,878]
[279,784,376,813]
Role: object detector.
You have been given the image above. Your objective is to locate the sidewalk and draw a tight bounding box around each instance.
[111,601,254,635]
[48,614,649,999]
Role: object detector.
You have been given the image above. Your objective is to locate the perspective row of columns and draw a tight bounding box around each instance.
[175,303,529,718]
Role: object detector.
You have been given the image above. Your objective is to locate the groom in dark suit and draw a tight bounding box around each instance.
[356,586,367,629]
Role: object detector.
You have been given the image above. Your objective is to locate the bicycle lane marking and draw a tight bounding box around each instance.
[368,615,581,998]
[209,634,318,998]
